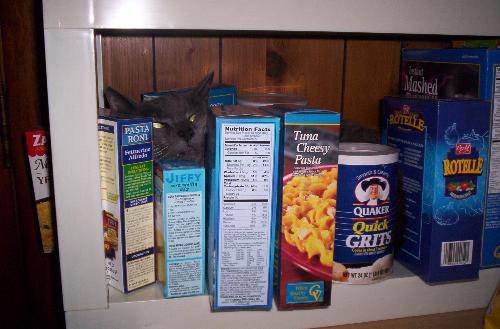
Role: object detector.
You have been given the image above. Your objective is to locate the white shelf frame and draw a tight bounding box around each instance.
[43,1,500,328]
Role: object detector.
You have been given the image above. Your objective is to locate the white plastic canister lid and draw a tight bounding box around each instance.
[237,93,308,107]
[339,143,399,166]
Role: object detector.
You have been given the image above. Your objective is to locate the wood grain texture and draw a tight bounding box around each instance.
[452,40,467,48]
[0,25,29,329]
[222,38,344,110]
[316,308,485,329]
[221,37,267,91]
[102,36,154,102]
[342,40,401,129]
[401,40,452,49]
[0,0,64,328]
[155,37,220,90]
[267,38,344,110]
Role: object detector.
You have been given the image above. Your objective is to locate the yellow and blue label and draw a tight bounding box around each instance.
[286,282,324,304]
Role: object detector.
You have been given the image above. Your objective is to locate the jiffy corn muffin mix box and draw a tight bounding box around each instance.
[99,115,155,293]
[206,105,280,310]
[264,106,340,309]
[154,160,205,298]
[382,97,490,283]
[401,48,500,268]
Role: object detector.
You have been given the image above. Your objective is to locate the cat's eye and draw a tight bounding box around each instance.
[153,122,165,129]
[188,114,196,123]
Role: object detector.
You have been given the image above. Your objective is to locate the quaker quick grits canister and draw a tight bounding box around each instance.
[333,143,399,284]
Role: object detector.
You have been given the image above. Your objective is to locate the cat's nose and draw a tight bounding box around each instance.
[177,127,194,142]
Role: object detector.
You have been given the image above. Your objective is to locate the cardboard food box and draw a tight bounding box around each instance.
[25,129,55,253]
[98,115,155,293]
[142,85,237,107]
[154,160,205,298]
[208,85,237,107]
[382,97,490,283]
[263,106,340,308]
[206,105,280,310]
[400,48,500,267]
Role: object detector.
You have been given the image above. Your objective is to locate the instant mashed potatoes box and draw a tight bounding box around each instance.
[400,48,500,268]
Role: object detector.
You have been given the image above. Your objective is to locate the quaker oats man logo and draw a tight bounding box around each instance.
[355,177,390,206]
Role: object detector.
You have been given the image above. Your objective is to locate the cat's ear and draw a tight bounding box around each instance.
[104,87,138,114]
[193,72,214,98]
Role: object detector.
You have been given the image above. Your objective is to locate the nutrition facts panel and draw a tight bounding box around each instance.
[489,65,500,193]
[217,123,275,307]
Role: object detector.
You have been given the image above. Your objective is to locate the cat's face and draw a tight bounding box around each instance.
[104,73,213,164]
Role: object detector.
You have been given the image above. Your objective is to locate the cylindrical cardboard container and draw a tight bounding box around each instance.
[237,93,307,108]
[333,143,399,284]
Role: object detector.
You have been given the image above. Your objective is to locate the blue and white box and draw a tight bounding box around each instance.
[208,85,237,107]
[400,48,500,100]
[401,48,500,268]
[98,115,155,293]
[207,105,280,310]
[154,160,205,298]
[142,85,237,107]
[382,97,490,283]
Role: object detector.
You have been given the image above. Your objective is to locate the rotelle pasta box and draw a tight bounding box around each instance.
[382,97,490,283]
[98,114,155,293]
[206,105,280,310]
[154,160,205,298]
[401,48,500,268]
[264,106,340,309]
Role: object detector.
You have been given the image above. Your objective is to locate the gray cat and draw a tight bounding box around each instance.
[103,73,214,164]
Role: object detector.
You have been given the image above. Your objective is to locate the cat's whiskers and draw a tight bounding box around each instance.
[153,144,170,158]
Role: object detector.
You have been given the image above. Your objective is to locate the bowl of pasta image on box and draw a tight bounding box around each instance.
[262,105,341,310]
[280,164,339,281]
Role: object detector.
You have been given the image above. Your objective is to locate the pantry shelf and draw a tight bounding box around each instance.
[43,0,500,328]
[66,263,500,329]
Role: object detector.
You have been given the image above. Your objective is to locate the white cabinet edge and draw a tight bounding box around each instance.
[65,266,500,329]
[44,28,108,311]
[43,0,500,36]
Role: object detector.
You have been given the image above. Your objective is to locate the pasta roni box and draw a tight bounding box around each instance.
[98,114,155,292]
[382,97,490,283]
[263,105,340,309]
[401,48,500,267]
[154,160,205,298]
[207,105,280,310]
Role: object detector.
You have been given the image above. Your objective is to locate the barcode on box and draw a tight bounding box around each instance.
[440,240,473,266]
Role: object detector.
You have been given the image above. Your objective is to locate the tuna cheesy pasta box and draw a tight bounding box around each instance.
[333,143,399,284]
[263,106,340,309]
[206,105,280,310]
[98,114,155,293]
[154,160,205,298]
[401,48,500,268]
[382,97,490,283]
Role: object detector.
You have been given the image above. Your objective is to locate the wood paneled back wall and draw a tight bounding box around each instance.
[101,35,450,129]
